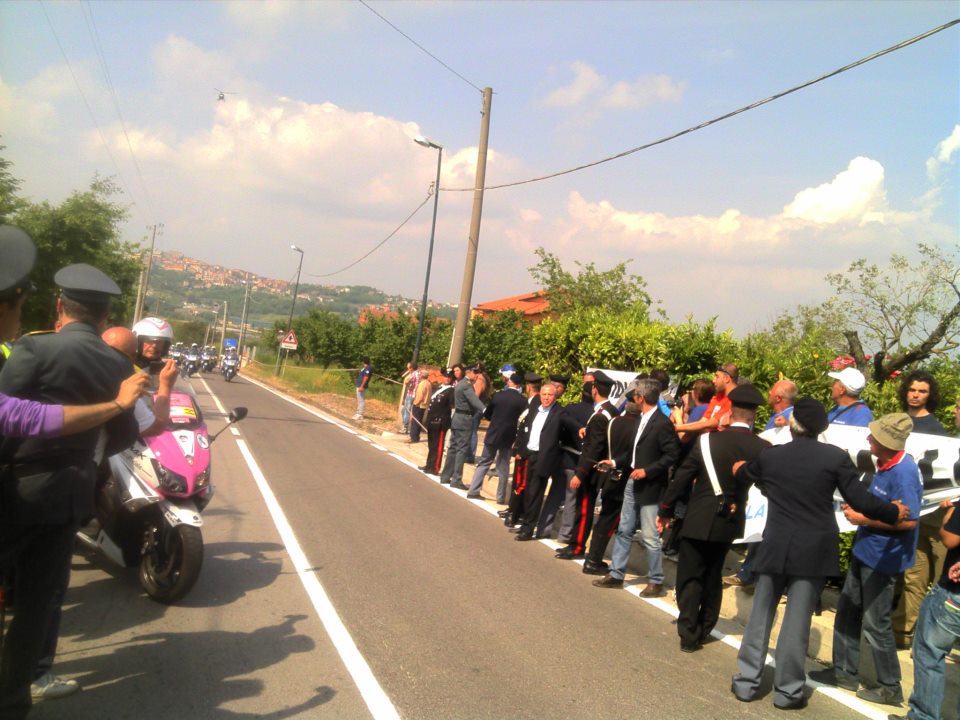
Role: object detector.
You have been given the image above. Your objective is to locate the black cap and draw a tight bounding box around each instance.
[440,368,454,380]
[793,397,829,434]
[508,372,523,386]
[549,373,570,386]
[728,383,764,409]
[55,263,121,304]
[592,370,614,395]
[0,225,37,299]
[524,372,542,384]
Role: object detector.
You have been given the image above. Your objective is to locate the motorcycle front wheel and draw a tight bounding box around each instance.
[139,524,204,604]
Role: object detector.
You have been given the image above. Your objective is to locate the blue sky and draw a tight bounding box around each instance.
[1,1,957,335]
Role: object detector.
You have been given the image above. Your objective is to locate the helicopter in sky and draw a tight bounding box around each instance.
[215,88,237,102]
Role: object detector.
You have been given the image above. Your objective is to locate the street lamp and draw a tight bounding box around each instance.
[412,135,442,367]
[274,244,305,375]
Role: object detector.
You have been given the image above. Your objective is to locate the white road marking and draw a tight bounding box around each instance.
[203,378,401,720]
[221,375,892,719]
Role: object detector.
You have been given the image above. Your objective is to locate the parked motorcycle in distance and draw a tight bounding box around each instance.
[221,351,239,382]
[77,392,248,604]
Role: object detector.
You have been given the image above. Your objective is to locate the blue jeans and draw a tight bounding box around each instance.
[907,584,960,720]
[356,388,366,417]
[609,479,663,584]
[832,556,901,688]
[401,396,413,432]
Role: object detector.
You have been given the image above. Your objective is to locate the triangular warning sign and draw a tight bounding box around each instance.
[282,330,297,344]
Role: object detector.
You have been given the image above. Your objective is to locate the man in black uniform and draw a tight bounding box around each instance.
[421,369,454,475]
[657,383,769,652]
[555,371,618,566]
[0,263,138,719]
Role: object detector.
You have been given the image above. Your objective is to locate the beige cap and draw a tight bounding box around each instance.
[868,413,913,452]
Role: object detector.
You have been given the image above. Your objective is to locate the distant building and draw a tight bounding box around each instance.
[358,306,402,325]
[471,291,550,324]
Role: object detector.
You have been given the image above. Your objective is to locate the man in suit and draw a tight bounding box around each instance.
[439,365,487,490]
[657,383,769,652]
[555,371,619,566]
[729,397,910,711]
[421,369,454,475]
[0,263,138,718]
[511,382,564,541]
[593,378,680,597]
[466,372,526,502]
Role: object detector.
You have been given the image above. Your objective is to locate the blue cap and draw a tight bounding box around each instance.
[55,263,121,304]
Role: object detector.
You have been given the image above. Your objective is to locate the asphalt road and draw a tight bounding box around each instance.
[34,373,878,719]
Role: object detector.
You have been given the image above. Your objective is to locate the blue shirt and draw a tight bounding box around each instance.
[827,401,873,427]
[765,406,793,431]
[356,365,372,389]
[687,404,708,423]
[853,452,922,575]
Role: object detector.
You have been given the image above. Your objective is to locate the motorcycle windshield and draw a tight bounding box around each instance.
[166,388,205,429]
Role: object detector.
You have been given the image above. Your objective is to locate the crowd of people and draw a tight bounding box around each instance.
[392,355,960,716]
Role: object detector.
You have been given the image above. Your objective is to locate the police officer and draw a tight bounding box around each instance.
[421,369,455,475]
[0,262,138,718]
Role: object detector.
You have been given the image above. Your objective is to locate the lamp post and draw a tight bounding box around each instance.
[412,135,442,367]
[238,273,251,355]
[275,245,305,375]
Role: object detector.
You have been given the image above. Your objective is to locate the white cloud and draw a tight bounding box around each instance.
[782,157,897,225]
[926,124,960,182]
[543,61,685,112]
[543,62,605,107]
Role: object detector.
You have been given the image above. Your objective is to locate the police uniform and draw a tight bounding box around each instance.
[422,375,454,475]
[0,263,137,718]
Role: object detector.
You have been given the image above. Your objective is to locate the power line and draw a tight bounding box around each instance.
[81,0,156,219]
[441,18,960,192]
[39,0,138,209]
[357,0,483,94]
[306,190,433,278]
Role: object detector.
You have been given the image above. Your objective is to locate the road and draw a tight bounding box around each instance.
[35,373,882,719]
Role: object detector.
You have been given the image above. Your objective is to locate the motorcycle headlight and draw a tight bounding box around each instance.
[154,463,188,495]
[195,465,211,489]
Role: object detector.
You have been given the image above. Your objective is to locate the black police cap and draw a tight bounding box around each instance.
[55,263,121,304]
[549,373,570,386]
[728,383,765,409]
[524,372,542,384]
[0,225,37,298]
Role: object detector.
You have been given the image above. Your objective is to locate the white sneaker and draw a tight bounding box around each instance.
[31,672,80,700]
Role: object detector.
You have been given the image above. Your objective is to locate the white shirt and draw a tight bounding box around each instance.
[631,406,659,468]
[527,404,552,452]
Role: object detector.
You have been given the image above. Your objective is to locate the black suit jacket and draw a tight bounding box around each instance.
[482,387,527,448]
[661,426,769,543]
[425,384,454,430]
[573,400,619,480]
[0,322,137,524]
[610,406,680,506]
[514,401,564,479]
[736,435,900,577]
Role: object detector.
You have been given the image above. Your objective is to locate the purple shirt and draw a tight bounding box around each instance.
[0,393,63,438]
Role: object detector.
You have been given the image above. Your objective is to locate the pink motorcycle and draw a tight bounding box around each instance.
[77,389,247,604]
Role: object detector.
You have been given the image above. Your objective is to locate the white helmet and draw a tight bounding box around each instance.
[132,316,173,364]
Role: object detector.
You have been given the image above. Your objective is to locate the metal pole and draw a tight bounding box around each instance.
[134,223,160,322]
[413,147,442,366]
[239,274,251,354]
[447,87,492,366]
[219,300,228,351]
[275,247,304,375]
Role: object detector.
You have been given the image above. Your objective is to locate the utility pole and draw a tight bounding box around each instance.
[219,300,228,351]
[134,223,162,322]
[239,274,251,354]
[447,87,492,367]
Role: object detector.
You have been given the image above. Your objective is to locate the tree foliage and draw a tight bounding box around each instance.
[528,247,652,316]
[826,243,960,387]
[2,155,140,332]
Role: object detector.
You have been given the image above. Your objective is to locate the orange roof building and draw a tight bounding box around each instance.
[471,291,550,324]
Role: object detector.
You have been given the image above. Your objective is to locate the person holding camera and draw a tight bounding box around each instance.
[657,383,769,652]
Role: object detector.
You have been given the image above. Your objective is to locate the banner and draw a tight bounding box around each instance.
[737,425,960,543]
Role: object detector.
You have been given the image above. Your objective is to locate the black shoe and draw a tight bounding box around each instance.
[515,532,534,541]
[439,478,451,485]
[592,575,623,588]
[680,642,703,653]
[419,466,430,472]
[497,509,511,518]
[582,560,609,575]
[808,668,859,692]
[449,481,468,491]
[774,698,808,711]
[466,493,483,500]
[555,546,583,560]
[856,685,903,706]
[508,526,523,533]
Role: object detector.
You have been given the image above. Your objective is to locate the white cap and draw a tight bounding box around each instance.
[828,367,866,394]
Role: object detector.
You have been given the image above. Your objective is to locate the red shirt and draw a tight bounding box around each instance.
[703,392,732,431]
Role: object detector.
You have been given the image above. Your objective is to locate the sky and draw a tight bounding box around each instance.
[1,0,957,336]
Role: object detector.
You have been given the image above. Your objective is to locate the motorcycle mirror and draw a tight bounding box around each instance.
[229,407,248,423]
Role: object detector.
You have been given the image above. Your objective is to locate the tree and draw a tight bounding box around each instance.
[0,143,26,224]
[296,309,353,368]
[825,243,960,387]
[462,310,536,378]
[10,172,140,332]
[527,247,653,316]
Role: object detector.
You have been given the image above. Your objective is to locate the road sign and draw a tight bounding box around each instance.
[280,330,299,351]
